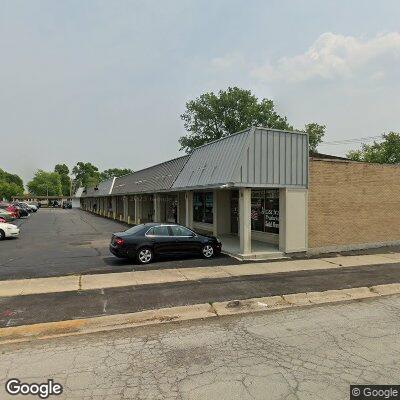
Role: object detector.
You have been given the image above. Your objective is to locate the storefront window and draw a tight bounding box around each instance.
[251,189,279,234]
[193,192,213,224]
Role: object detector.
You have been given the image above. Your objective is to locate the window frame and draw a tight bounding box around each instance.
[170,225,196,238]
[145,225,172,237]
[193,191,214,224]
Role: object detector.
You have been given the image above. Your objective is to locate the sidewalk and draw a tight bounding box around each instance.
[1,252,400,297]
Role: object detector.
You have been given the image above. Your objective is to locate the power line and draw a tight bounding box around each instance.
[319,135,383,146]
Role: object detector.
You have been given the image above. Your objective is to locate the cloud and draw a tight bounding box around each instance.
[209,53,246,71]
[252,32,400,83]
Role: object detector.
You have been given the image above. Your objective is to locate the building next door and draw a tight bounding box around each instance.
[230,190,239,234]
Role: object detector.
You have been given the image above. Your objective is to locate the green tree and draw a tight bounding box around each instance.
[347,132,400,164]
[54,164,69,176]
[178,87,325,153]
[0,169,24,190]
[0,168,24,200]
[179,87,292,153]
[54,163,71,196]
[305,123,326,152]
[100,168,134,181]
[0,181,23,200]
[72,162,100,188]
[27,170,62,196]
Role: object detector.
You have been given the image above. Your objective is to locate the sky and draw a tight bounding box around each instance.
[1,0,399,185]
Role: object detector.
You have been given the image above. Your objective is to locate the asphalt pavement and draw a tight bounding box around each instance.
[2,262,400,327]
[1,294,400,399]
[0,209,236,280]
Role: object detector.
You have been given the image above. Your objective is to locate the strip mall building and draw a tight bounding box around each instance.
[80,127,400,258]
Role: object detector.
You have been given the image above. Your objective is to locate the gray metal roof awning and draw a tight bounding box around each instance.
[171,127,308,190]
[82,127,308,197]
[111,156,189,195]
[82,177,115,198]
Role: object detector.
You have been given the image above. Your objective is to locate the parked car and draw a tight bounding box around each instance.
[17,206,29,217]
[23,202,38,212]
[110,223,222,264]
[12,203,30,217]
[0,209,14,222]
[0,222,20,240]
[0,203,19,219]
[62,201,72,209]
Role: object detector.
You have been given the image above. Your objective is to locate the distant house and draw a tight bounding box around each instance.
[72,187,84,208]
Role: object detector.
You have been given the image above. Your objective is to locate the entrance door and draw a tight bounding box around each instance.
[230,190,239,234]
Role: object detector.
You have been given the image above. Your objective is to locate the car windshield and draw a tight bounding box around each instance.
[124,225,146,235]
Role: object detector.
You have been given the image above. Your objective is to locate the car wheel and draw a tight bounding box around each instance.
[202,244,214,258]
[137,247,153,264]
[0,230,5,241]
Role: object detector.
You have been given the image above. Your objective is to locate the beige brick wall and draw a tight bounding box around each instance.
[308,159,400,251]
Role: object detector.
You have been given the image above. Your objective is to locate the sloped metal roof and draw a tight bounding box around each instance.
[172,127,308,189]
[82,177,115,197]
[172,129,251,189]
[83,127,308,197]
[73,187,85,198]
[111,156,189,195]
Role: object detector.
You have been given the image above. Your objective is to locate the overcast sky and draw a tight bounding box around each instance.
[1,0,399,185]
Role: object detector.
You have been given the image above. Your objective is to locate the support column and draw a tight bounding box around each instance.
[123,196,129,222]
[102,198,106,216]
[111,197,117,219]
[153,193,162,222]
[185,191,193,228]
[239,187,251,255]
[177,192,186,225]
[213,190,218,236]
[279,188,308,253]
[134,195,141,224]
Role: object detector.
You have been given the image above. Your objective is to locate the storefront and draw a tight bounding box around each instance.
[82,126,309,257]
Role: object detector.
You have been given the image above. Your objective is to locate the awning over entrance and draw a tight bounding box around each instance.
[172,127,308,191]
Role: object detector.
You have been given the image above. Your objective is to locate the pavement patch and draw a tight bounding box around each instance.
[0,304,216,344]
[2,252,400,297]
[1,285,400,344]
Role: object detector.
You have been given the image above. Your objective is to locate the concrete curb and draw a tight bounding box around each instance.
[1,283,400,345]
[1,252,400,298]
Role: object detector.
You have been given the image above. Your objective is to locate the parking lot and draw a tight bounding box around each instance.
[0,208,236,281]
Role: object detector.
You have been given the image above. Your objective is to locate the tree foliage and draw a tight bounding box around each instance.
[54,163,71,196]
[54,163,69,176]
[0,168,24,200]
[178,87,325,153]
[305,123,326,152]
[347,132,400,164]
[100,168,133,181]
[27,170,62,196]
[179,87,292,153]
[72,162,100,188]
[0,181,23,200]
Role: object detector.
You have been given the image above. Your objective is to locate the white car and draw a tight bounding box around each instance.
[0,222,20,240]
[23,202,38,212]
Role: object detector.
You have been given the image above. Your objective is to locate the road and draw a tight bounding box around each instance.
[3,262,400,327]
[0,209,235,281]
[1,294,400,399]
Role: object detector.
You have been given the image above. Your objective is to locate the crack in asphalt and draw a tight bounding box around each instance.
[1,295,399,399]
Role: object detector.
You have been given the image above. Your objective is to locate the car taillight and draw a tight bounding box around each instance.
[114,237,125,246]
